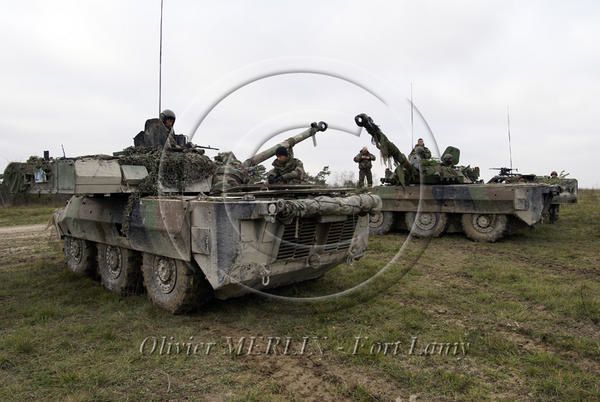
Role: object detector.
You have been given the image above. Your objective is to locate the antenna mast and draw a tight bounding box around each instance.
[506,105,513,170]
[410,82,414,148]
[158,0,164,114]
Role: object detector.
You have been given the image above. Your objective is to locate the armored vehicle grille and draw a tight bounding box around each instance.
[323,216,357,252]
[276,216,357,261]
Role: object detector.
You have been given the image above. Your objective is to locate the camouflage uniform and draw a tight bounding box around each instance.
[134,118,177,149]
[267,158,306,184]
[408,145,432,160]
[353,150,376,187]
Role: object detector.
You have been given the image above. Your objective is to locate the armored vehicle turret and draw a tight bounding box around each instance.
[355,114,557,242]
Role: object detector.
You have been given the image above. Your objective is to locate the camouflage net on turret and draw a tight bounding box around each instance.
[118,146,216,194]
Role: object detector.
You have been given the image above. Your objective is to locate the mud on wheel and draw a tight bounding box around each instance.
[368,211,395,235]
[142,254,213,314]
[97,244,143,296]
[405,212,448,238]
[64,236,97,275]
[461,213,507,242]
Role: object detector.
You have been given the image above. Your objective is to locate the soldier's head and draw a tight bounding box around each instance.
[361,146,368,154]
[417,138,424,146]
[160,109,176,129]
[550,171,558,177]
[275,146,289,162]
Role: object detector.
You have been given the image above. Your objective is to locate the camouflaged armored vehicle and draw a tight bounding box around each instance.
[7,122,381,313]
[354,114,557,242]
[488,167,578,223]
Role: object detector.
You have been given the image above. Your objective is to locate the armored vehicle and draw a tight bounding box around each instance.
[7,122,381,313]
[354,114,557,242]
[488,167,578,223]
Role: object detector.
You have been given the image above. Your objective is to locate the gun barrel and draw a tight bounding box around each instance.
[242,121,327,167]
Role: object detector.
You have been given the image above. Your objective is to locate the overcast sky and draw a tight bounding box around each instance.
[1,0,598,187]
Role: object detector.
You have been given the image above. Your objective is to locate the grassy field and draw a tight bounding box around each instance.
[0,205,60,227]
[0,191,598,401]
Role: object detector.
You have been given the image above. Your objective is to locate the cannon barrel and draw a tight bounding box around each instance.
[242,121,328,167]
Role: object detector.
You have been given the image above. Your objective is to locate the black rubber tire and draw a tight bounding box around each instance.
[461,213,507,242]
[97,244,143,296]
[142,253,213,314]
[369,211,395,235]
[64,236,97,275]
[405,212,448,238]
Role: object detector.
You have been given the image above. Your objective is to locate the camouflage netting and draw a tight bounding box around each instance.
[2,156,54,194]
[118,146,216,194]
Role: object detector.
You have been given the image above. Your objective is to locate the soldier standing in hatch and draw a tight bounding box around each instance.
[134,109,178,149]
[267,146,306,184]
[354,147,376,188]
[409,138,432,160]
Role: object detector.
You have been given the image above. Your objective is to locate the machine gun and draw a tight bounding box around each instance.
[488,167,535,184]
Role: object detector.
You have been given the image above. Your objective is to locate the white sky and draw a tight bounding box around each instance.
[0,0,598,187]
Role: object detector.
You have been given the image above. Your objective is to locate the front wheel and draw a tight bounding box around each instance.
[368,211,395,235]
[98,244,143,295]
[142,254,212,314]
[405,212,448,238]
[64,236,97,275]
[461,213,507,242]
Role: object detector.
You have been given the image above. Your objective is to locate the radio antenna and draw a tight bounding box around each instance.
[506,105,513,170]
[158,0,164,114]
[410,82,414,148]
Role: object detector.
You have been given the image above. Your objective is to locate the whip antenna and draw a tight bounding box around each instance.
[507,105,513,170]
[158,0,164,114]
[410,82,414,148]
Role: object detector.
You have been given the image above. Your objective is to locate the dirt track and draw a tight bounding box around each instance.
[0,224,59,269]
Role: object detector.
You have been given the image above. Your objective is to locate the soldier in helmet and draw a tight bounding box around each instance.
[134,109,178,149]
[409,138,432,160]
[550,171,558,178]
[267,146,306,185]
[353,146,376,187]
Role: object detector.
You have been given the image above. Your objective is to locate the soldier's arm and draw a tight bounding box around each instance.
[283,160,305,180]
[370,153,376,161]
[353,154,362,163]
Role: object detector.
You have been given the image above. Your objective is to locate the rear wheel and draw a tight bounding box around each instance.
[142,254,212,314]
[98,244,143,295]
[405,212,448,238]
[64,236,97,275]
[461,213,507,242]
[369,211,395,235]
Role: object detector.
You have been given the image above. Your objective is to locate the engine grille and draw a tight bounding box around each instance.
[276,216,357,261]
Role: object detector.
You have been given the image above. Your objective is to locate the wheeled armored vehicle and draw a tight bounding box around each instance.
[6,122,381,313]
[354,114,557,242]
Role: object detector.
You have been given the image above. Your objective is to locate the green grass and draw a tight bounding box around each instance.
[0,204,59,226]
[0,191,599,401]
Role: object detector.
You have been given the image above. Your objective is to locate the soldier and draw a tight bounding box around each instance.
[550,171,558,178]
[353,147,376,188]
[408,138,432,160]
[134,109,178,149]
[267,146,306,184]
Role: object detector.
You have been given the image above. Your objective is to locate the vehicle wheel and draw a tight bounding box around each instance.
[98,244,143,295]
[64,236,97,275]
[405,212,448,238]
[142,254,213,314]
[369,211,395,235]
[461,213,507,242]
